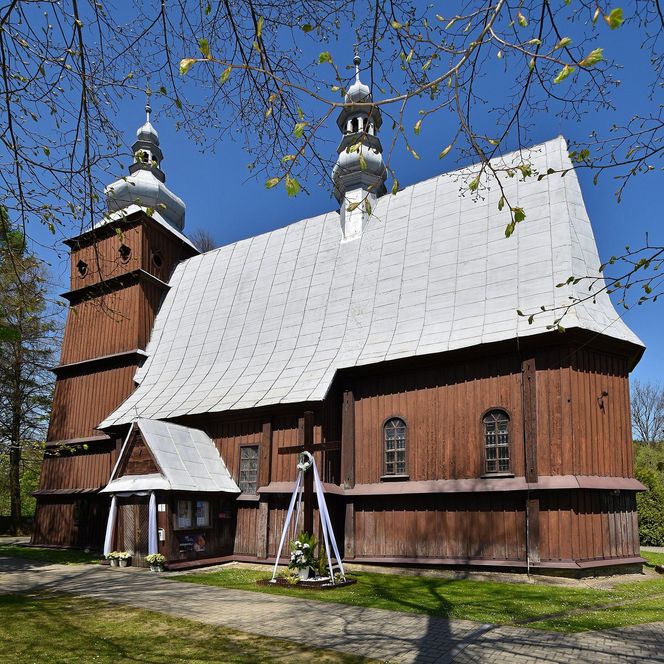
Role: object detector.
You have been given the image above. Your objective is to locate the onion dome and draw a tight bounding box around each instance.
[344,53,371,103]
[105,99,186,232]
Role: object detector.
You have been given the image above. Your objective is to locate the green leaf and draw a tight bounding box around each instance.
[346,201,361,212]
[553,37,572,50]
[505,221,516,238]
[281,154,297,163]
[256,16,264,38]
[318,51,333,64]
[438,144,453,159]
[579,48,603,68]
[414,119,422,135]
[301,23,314,33]
[364,199,372,215]
[0,325,20,342]
[391,179,399,195]
[175,98,183,110]
[391,20,403,29]
[517,11,528,27]
[205,3,211,15]
[265,177,280,189]
[468,177,480,192]
[553,65,575,84]
[407,145,420,160]
[526,38,541,45]
[293,122,307,138]
[42,146,50,157]
[285,175,300,196]
[359,153,367,170]
[604,8,624,29]
[179,58,197,76]
[219,66,232,85]
[198,38,210,58]
[513,207,526,223]
[498,196,505,211]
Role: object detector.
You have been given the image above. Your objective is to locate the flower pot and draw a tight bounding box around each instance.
[298,567,310,581]
[150,564,165,573]
[110,559,119,567]
[119,558,129,568]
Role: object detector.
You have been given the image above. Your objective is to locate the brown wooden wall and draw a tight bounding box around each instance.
[38,443,119,491]
[70,224,144,287]
[122,434,158,476]
[32,496,108,549]
[351,344,634,485]
[539,490,639,562]
[352,494,527,562]
[352,354,524,483]
[234,503,259,556]
[47,363,137,440]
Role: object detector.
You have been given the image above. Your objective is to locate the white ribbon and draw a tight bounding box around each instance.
[270,451,345,584]
[148,491,158,555]
[271,470,303,581]
[103,495,117,556]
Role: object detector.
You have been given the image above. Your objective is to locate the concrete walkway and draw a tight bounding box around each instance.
[0,557,663,663]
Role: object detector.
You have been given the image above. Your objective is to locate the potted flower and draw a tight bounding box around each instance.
[117,551,132,568]
[288,532,317,580]
[145,553,166,572]
[105,551,120,567]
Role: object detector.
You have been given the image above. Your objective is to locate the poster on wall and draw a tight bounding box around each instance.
[177,531,207,554]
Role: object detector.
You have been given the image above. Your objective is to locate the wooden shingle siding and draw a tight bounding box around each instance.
[38,443,118,492]
[47,364,137,440]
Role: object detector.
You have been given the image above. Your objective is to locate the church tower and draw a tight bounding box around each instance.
[32,102,198,548]
[332,52,387,240]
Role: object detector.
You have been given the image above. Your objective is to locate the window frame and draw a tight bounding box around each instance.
[174,498,211,530]
[482,408,512,476]
[382,416,408,479]
[238,444,260,495]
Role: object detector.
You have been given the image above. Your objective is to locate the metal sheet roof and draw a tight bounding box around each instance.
[101,419,240,493]
[100,137,643,427]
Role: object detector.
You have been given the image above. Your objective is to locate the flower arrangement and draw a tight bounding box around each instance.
[117,551,132,560]
[288,532,318,578]
[105,551,131,567]
[145,553,166,565]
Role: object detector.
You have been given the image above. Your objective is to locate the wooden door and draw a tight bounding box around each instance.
[119,500,149,567]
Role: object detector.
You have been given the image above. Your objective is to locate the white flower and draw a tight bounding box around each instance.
[303,543,310,549]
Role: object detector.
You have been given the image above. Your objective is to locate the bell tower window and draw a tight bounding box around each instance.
[118,244,132,263]
[76,259,88,277]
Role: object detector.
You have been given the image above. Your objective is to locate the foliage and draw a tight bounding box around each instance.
[176,563,664,632]
[0,209,57,529]
[0,593,369,664]
[288,531,318,573]
[631,380,664,444]
[106,550,131,560]
[0,2,661,322]
[0,543,99,565]
[634,441,664,546]
[189,229,219,253]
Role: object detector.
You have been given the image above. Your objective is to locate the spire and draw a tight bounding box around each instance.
[332,49,387,241]
[105,99,186,232]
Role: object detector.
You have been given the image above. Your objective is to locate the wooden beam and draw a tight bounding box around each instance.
[522,358,538,483]
[344,502,355,559]
[256,500,269,559]
[277,440,339,455]
[258,419,272,488]
[303,410,315,536]
[340,389,355,489]
[527,496,540,563]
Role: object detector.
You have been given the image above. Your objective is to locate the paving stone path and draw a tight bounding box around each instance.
[0,557,662,663]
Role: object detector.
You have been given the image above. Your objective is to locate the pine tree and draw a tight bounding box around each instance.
[0,208,56,532]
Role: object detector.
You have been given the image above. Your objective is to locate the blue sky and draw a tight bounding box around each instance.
[31,6,662,384]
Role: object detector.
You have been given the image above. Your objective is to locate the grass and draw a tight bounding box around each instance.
[175,553,664,633]
[0,543,100,565]
[0,593,371,663]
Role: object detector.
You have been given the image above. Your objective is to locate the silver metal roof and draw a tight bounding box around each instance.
[100,137,642,428]
[101,418,240,493]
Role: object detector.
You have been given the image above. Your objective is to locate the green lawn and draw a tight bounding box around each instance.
[0,543,100,565]
[0,593,371,663]
[174,551,664,632]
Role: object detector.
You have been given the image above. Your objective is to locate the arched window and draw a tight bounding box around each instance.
[483,410,510,474]
[384,418,407,476]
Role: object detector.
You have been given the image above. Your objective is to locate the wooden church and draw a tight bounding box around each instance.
[33,61,646,573]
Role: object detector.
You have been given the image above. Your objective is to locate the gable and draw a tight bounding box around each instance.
[120,432,159,476]
[100,137,643,429]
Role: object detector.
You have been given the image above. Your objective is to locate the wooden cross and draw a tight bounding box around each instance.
[277,410,340,536]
